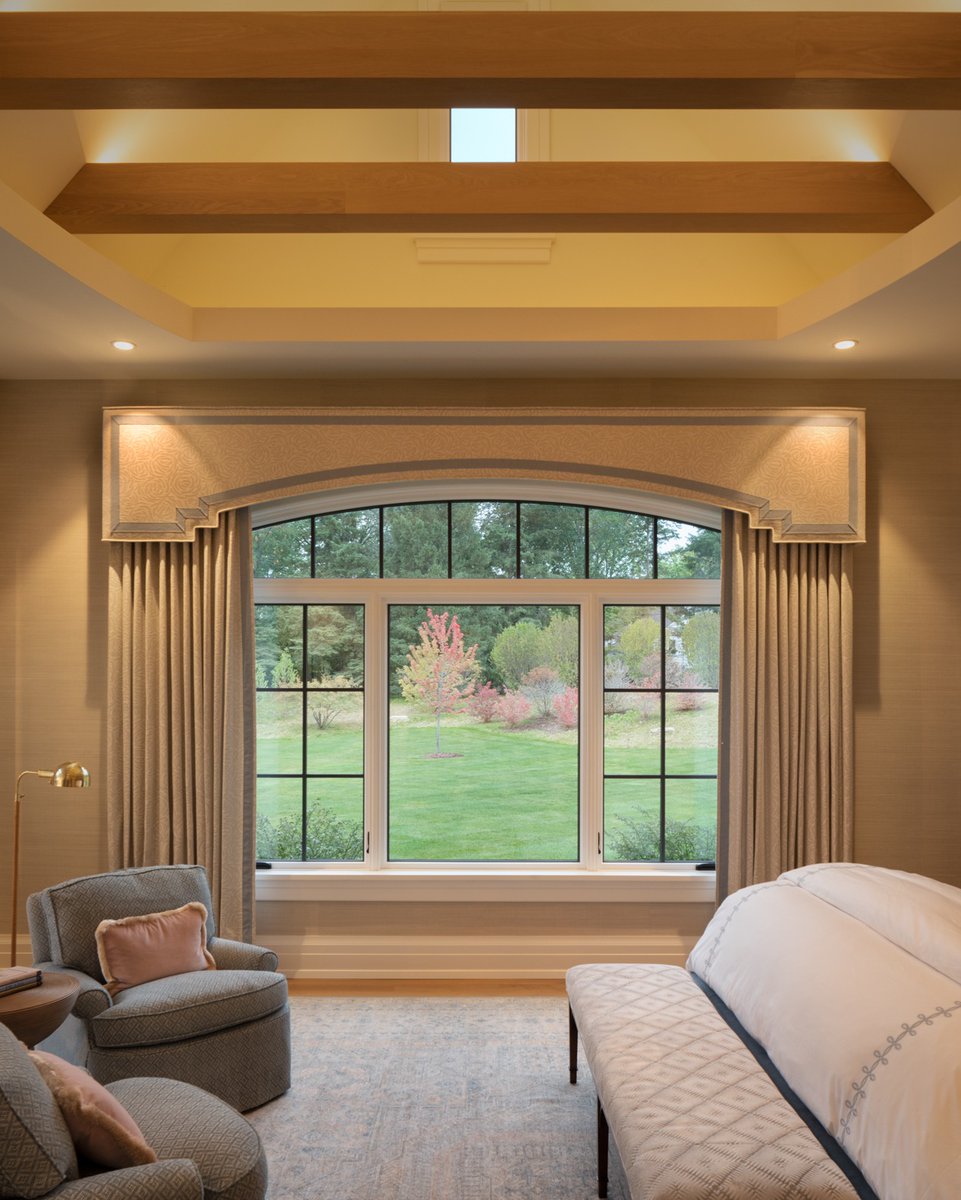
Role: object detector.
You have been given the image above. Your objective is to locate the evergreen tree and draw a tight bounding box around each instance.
[520,503,585,577]
[657,522,721,578]
[383,503,448,577]
[306,605,364,684]
[451,501,516,578]
[255,605,302,686]
[589,509,655,578]
[315,508,380,578]
[253,519,311,578]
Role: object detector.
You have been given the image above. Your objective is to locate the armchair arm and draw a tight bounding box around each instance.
[34,962,112,1019]
[208,938,279,972]
[51,1160,203,1200]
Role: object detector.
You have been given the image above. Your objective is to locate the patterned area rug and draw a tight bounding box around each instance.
[247,994,628,1200]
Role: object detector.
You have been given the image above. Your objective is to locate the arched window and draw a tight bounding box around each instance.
[253,484,721,872]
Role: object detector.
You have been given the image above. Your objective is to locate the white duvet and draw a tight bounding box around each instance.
[688,863,961,1200]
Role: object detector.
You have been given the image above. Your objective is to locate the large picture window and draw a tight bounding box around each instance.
[253,494,721,870]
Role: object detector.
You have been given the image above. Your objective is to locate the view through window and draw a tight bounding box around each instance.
[449,108,517,162]
[253,500,720,868]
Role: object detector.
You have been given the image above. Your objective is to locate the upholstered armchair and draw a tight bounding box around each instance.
[0,1022,267,1200]
[27,865,290,1112]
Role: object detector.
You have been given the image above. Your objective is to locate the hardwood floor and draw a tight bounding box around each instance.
[286,978,566,997]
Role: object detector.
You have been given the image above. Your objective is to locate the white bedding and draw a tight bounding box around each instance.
[688,863,961,1200]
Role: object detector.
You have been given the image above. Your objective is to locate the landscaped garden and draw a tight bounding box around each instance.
[255,600,718,863]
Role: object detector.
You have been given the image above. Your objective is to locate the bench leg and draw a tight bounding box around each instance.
[569,1003,578,1085]
[597,1096,609,1199]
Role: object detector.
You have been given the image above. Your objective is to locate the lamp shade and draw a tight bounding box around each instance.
[50,762,90,789]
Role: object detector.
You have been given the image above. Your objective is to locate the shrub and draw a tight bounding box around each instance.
[618,617,660,683]
[541,613,579,686]
[552,686,579,728]
[491,621,544,689]
[672,672,707,711]
[680,610,720,688]
[307,674,356,729]
[607,813,715,864]
[257,803,363,862]
[468,681,501,723]
[520,665,564,717]
[498,690,532,728]
[603,661,631,714]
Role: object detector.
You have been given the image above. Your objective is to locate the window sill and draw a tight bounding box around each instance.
[255,868,716,904]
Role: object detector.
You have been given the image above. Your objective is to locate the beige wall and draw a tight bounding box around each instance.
[3,377,960,968]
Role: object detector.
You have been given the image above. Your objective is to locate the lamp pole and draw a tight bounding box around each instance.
[10,764,90,967]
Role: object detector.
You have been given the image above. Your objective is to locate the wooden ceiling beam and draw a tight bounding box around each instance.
[3,12,961,109]
[45,162,932,235]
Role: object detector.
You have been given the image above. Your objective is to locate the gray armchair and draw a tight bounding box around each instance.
[27,865,290,1112]
[0,1021,267,1200]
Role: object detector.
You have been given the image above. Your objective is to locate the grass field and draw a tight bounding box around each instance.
[256,699,717,861]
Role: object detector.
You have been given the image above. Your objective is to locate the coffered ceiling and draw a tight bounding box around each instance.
[1,0,961,379]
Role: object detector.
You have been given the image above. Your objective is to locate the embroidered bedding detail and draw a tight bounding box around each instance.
[837,1000,961,1145]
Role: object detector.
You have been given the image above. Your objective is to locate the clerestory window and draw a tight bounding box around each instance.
[450,108,517,162]
[253,492,721,871]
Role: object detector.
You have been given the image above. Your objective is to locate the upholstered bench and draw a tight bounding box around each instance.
[566,962,861,1200]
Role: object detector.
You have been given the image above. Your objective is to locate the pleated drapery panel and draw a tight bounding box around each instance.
[107,509,256,941]
[716,510,854,902]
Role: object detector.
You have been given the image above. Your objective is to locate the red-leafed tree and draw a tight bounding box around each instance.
[399,609,480,756]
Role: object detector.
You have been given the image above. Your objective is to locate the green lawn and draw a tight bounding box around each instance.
[389,723,578,860]
[256,701,717,862]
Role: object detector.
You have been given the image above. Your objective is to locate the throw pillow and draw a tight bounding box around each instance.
[28,1049,157,1169]
[95,900,216,996]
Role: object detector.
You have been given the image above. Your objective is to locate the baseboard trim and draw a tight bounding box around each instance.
[262,931,698,979]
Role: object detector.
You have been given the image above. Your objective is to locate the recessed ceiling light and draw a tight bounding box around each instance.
[111,340,136,352]
[833,339,858,351]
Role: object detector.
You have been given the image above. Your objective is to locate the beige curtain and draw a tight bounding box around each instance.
[716,510,854,902]
[107,508,256,941]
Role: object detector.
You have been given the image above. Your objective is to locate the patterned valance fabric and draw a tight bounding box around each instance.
[102,406,865,544]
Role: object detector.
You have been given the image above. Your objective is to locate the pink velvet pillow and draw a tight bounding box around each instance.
[28,1049,157,1169]
[95,901,216,996]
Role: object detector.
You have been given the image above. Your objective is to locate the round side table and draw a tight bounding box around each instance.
[0,972,80,1047]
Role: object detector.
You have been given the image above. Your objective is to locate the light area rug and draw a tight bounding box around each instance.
[247,994,629,1200]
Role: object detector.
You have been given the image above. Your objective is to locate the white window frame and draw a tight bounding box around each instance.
[254,480,720,904]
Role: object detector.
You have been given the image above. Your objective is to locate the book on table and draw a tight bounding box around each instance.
[0,966,43,997]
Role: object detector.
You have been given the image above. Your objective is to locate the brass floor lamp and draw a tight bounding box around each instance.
[10,762,90,966]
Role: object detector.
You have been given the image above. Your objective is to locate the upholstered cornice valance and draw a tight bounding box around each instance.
[102,406,864,543]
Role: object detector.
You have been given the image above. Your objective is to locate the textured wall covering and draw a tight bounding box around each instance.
[103,406,865,543]
[1,380,959,971]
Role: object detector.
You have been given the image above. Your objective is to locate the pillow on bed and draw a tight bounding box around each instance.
[95,901,216,996]
[28,1049,157,1169]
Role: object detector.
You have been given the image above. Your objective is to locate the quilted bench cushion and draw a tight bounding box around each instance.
[567,962,859,1200]
[90,971,288,1050]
